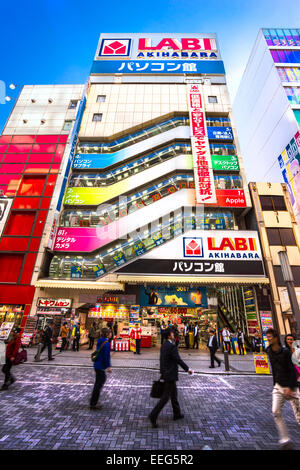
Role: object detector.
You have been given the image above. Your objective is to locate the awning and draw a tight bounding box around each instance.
[116,275,270,286]
[34,279,124,291]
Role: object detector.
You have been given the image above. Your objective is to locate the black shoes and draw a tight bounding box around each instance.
[280,441,293,450]
[218,362,221,367]
[90,405,102,410]
[48,358,55,361]
[0,384,8,391]
[209,366,215,368]
[173,414,184,421]
[148,414,158,428]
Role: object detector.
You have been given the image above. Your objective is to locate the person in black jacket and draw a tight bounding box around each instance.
[251,330,264,353]
[40,321,55,361]
[266,328,300,450]
[148,329,193,428]
[206,329,221,368]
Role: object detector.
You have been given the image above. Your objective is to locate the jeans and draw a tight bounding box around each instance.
[73,337,80,351]
[90,369,106,406]
[150,381,181,421]
[224,341,231,353]
[136,339,141,354]
[184,335,189,349]
[2,358,14,385]
[88,337,95,349]
[238,341,244,355]
[193,336,199,349]
[272,383,300,444]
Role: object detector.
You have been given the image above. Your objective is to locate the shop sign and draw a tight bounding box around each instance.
[133,241,146,256]
[188,83,216,204]
[140,286,208,308]
[93,263,106,277]
[112,252,126,267]
[71,266,82,278]
[215,189,246,207]
[97,295,118,304]
[211,155,239,171]
[117,230,266,277]
[278,130,300,218]
[253,354,270,374]
[207,126,233,141]
[37,298,72,308]
[259,311,273,331]
[153,232,165,246]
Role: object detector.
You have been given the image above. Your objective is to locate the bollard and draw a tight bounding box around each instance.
[223,350,230,371]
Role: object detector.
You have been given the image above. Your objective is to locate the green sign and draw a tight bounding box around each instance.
[211,155,239,171]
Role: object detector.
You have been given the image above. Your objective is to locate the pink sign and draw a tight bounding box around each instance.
[53,226,119,252]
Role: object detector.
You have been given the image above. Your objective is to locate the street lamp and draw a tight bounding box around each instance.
[278,250,300,339]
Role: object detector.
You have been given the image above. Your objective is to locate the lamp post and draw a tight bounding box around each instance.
[278,250,300,339]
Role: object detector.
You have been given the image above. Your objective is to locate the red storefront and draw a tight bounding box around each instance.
[0,134,68,331]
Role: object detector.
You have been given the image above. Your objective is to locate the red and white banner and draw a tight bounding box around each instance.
[188,84,216,204]
[37,298,72,308]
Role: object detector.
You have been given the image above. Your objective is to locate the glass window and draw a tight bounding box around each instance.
[68,100,78,109]
[97,95,106,103]
[208,96,218,103]
[18,176,46,196]
[279,228,296,246]
[4,211,35,236]
[92,113,103,122]
[260,195,287,211]
[266,228,281,246]
[0,254,24,282]
[63,120,72,131]
[260,196,273,211]
[272,196,287,211]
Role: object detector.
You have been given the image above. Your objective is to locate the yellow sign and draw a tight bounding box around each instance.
[253,353,270,374]
[130,338,136,353]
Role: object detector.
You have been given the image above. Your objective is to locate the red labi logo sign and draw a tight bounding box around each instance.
[138,38,216,51]
[207,237,257,251]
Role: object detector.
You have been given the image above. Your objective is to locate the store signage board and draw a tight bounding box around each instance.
[37,298,72,308]
[91,33,225,75]
[117,230,266,277]
[207,126,233,141]
[211,155,239,171]
[215,189,247,208]
[253,354,271,374]
[140,286,208,308]
[278,130,300,220]
[188,84,216,204]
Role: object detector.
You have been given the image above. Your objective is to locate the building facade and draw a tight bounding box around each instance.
[233,28,300,225]
[247,182,300,336]
[0,84,84,340]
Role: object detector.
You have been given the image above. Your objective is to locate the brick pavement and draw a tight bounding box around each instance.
[0,364,300,450]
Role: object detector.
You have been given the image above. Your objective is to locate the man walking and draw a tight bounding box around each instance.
[60,322,69,352]
[130,323,142,355]
[1,328,21,390]
[183,322,189,349]
[222,326,231,353]
[88,322,97,350]
[193,323,199,349]
[72,322,81,352]
[266,328,300,450]
[148,329,193,428]
[90,328,112,410]
[252,330,264,353]
[207,329,221,368]
[40,321,55,361]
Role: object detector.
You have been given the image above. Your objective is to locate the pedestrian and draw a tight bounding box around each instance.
[88,322,97,350]
[266,328,300,450]
[60,322,69,352]
[160,322,166,345]
[130,323,142,355]
[193,322,199,349]
[183,322,189,349]
[222,326,231,353]
[90,328,112,410]
[34,328,45,362]
[207,329,221,368]
[113,321,118,338]
[72,322,81,352]
[1,327,21,390]
[251,330,264,353]
[148,328,193,428]
[40,321,55,361]
[285,334,300,386]
[237,328,245,355]
[173,324,180,348]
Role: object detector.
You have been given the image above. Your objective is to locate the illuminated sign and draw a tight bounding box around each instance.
[116,230,265,277]
[98,38,132,57]
[188,83,216,204]
[211,155,239,171]
[37,298,72,308]
[215,189,247,207]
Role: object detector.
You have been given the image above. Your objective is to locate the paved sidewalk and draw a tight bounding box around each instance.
[26,345,259,375]
[0,365,299,450]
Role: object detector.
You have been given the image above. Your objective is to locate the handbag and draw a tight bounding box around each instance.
[150,378,165,398]
[91,339,108,362]
[13,348,27,365]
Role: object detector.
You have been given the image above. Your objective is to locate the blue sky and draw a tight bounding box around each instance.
[1,0,300,132]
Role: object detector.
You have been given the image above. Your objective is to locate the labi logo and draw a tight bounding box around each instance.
[183,237,204,258]
[98,39,132,57]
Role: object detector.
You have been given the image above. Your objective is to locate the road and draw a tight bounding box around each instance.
[0,364,299,450]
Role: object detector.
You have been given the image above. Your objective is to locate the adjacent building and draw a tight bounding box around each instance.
[233,28,300,225]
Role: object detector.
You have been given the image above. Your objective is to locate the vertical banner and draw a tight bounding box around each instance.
[187,84,216,204]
